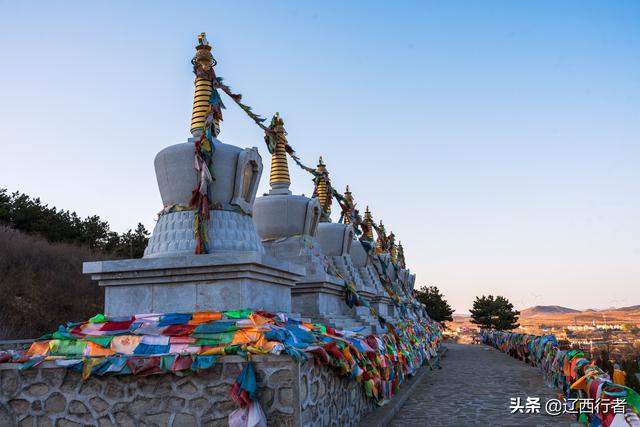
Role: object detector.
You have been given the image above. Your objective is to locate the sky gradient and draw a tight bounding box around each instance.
[1,1,639,312]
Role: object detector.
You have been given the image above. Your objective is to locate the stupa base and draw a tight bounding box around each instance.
[292,275,392,335]
[144,210,265,258]
[83,252,304,316]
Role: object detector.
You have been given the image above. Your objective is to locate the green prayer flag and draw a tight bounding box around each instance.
[160,355,176,371]
[195,332,236,346]
[84,336,113,348]
[223,309,253,319]
[49,339,87,356]
[89,314,107,323]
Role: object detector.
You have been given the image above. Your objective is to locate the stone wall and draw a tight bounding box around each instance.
[299,359,376,426]
[0,354,377,427]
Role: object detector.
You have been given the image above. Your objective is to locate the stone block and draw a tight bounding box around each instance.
[30,400,42,413]
[0,404,14,427]
[188,397,210,413]
[105,285,153,316]
[202,419,227,427]
[98,417,114,427]
[277,387,294,408]
[103,383,123,399]
[26,383,48,397]
[89,397,109,413]
[1,370,19,395]
[45,393,66,413]
[173,413,197,427]
[144,413,170,427]
[17,416,34,427]
[68,400,90,420]
[79,377,102,395]
[9,400,28,416]
[36,417,52,427]
[177,381,197,395]
[41,369,65,388]
[84,252,304,316]
[130,396,154,414]
[154,284,197,313]
[114,411,135,426]
[166,397,186,411]
[291,276,346,316]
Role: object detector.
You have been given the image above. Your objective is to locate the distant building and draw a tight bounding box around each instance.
[567,323,626,332]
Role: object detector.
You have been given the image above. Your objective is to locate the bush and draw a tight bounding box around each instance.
[0,188,149,258]
[0,226,105,339]
[0,189,152,339]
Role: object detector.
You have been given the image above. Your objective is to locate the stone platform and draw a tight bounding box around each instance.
[83,252,304,316]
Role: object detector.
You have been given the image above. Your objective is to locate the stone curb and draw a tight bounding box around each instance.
[357,345,447,427]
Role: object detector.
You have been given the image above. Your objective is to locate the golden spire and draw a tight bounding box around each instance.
[375,220,387,254]
[398,241,406,269]
[343,185,353,225]
[363,206,374,241]
[190,33,216,136]
[389,232,398,264]
[268,113,291,190]
[314,156,331,219]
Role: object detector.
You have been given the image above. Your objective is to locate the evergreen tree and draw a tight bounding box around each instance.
[469,295,520,330]
[116,223,150,258]
[0,189,10,223]
[103,231,122,254]
[0,188,148,258]
[415,285,454,323]
[80,215,110,250]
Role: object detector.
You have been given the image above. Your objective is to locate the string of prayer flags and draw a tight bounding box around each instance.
[2,310,442,407]
[481,330,640,426]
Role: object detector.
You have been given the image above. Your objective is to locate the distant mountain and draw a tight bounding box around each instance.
[451,304,640,329]
[520,305,581,317]
[616,305,640,312]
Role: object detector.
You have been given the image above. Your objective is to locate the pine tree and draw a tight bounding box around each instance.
[415,285,454,324]
[469,295,520,330]
[0,188,148,258]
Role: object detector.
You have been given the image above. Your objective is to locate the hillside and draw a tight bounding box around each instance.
[0,188,153,339]
[450,304,640,332]
[518,306,640,329]
[519,305,581,317]
[617,305,640,312]
[0,226,106,339]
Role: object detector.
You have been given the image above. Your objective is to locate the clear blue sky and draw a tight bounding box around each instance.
[1,1,639,313]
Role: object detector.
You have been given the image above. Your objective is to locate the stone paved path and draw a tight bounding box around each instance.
[389,343,579,427]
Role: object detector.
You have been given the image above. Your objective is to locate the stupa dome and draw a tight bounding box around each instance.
[154,138,261,214]
[316,223,354,256]
[254,195,321,239]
